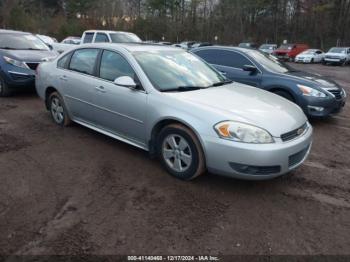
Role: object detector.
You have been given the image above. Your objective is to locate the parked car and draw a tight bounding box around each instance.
[192,46,346,118]
[0,30,57,97]
[36,34,58,47]
[81,30,142,44]
[238,42,258,49]
[191,42,212,49]
[51,37,81,54]
[36,43,312,181]
[177,41,196,49]
[259,44,277,54]
[295,49,325,63]
[61,37,81,45]
[273,43,309,61]
[323,47,350,66]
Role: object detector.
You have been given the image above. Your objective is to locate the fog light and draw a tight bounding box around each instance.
[308,106,324,112]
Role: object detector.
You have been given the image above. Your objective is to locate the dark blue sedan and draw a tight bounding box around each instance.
[192,46,346,118]
[0,30,57,96]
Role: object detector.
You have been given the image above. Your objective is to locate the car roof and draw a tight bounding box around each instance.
[83,30,136,35]
[0,29,30,35]
[79,43,183,52]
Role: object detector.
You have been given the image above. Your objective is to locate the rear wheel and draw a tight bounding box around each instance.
[48,92,71,126]
[0,76,11,97]
[311,58,314,64]
[273,90,295,103]
[157,124,205,181]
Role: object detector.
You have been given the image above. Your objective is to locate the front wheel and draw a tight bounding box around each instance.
[157,124,206,180]
[48,92,71,126]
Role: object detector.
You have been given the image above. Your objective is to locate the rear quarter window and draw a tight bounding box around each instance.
[57,53,71,69]
[83,33,94,43]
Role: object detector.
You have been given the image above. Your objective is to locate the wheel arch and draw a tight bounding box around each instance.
[267,86,298,103]
[149,118,206,160]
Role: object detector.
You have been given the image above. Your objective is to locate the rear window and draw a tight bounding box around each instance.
[69,49,99,75]
[83,33,94,43]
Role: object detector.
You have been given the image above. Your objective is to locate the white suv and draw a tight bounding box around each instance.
[324,47,350,66]
[81,30,142,44]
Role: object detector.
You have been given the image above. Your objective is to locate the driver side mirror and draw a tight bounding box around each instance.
[114,76,137,89]
[243,65,258,73]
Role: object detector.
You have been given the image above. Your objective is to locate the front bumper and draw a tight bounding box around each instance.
[295,57,312,63]
[202,125,313,180]
[300,91,346,117]
[324,58,346,64]
[1,66,36,88]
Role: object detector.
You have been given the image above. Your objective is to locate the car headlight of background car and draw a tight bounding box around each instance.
[3,56,29,69]
[214,121,274,144]
[297,84,326,98]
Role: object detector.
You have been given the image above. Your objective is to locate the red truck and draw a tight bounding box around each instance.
[273,43,309,61]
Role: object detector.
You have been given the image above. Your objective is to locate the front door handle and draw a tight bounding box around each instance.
[220,71,227,75]
[95,86,106,93]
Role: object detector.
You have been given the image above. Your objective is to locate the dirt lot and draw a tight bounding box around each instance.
[0,63,349,257]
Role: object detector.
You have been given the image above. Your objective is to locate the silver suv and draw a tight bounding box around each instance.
[36,44,312,181]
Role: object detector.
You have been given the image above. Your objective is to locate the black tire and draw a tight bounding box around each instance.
[48,92,71,126]
[0,76,12,97]
[311,58,314,64]
[273,90,295,103]
[157,124,206,181]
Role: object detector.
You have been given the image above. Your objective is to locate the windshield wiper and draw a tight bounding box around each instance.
[161,86,206,92]
[211,80,233,87]
[22,48,47,51]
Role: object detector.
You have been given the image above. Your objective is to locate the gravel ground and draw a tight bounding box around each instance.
[0,63,349,256]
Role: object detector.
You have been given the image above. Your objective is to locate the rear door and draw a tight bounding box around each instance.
[194,49,262,87]
[61,48,100,124]
[91,50,148,146]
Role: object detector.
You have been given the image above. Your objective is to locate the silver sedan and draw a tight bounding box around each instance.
[36,43,313,180]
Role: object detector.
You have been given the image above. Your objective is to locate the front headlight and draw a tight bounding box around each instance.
[214,121,274,144]
[3,56,29,69]
[297,84,326,98]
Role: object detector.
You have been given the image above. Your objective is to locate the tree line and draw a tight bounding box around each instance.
[0,0,349,49]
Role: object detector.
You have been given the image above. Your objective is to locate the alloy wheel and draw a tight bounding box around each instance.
[162,134,193,173]
[51,97,64,124]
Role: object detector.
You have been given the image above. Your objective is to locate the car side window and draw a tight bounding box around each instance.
[83,33,94,43]
[69,49,99,75]
[99,50,136,82]
[95,33,109,43]
[195,49,253,69]
[57,53,70,69]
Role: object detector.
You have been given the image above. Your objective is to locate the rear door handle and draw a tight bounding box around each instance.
[95,86,107,93]
[220,71,227,75]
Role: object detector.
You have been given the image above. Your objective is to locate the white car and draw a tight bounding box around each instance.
[324,47,350,65]
[295,49,325,63]
[81,30,142,44]
[259,44,277,54]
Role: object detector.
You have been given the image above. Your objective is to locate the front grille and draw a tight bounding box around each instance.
[230,163,281,175]
[327,89,343,100]
[25,62,40,70]
[289,145,310,168]
[326,56,340,60]
[9,72,32,81]
[281,123,308,142]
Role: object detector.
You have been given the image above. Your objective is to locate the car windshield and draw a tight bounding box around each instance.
[0,33,49,50]
[133,50,227,92]
[329,47,346,54]
[248,50,292,73]
[110,33,142,43]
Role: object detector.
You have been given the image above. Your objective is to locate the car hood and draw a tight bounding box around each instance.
[1,49,58,62]
[284,70,339,89]
[296,54,314,58]
[168,83,307,137]
[325,52,347,58]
